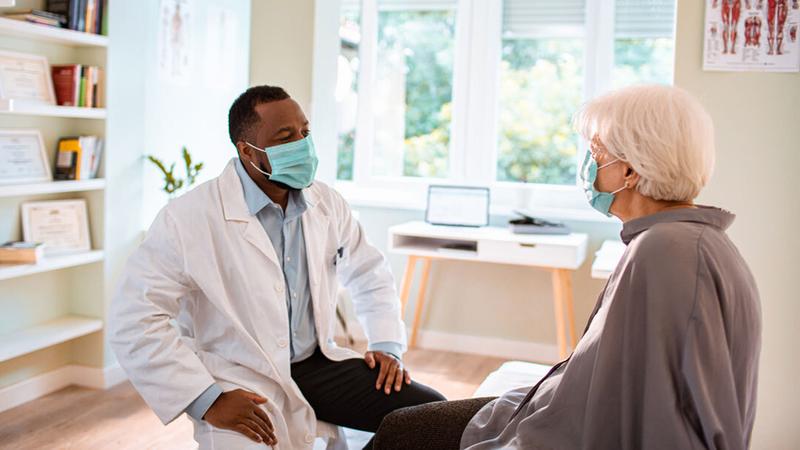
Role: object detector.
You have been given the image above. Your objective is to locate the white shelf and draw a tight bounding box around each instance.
[0,315,103,363]
[0,179,106,198]
[0,99,106,119]
[0,16,107,47]
[0,250,104,281]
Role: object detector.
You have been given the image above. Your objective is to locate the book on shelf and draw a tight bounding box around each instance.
[51,64,104,108]
[54,136,103,181]
[43,0,107,35]
[2,9,67,27]
[0,241,44,265]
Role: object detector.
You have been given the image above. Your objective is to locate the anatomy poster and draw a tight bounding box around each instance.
[704,0,800,72]
[158,0,193,83]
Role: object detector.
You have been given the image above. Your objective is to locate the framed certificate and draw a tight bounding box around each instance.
[0,129,52,185]
[0,49,56,105]
[22,200,92,255]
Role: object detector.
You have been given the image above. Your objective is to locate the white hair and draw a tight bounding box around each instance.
[574,84,715,202]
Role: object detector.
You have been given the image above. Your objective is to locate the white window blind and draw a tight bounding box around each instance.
[376,0,457,11]
[502,0,586,38]
[614,0,675,38]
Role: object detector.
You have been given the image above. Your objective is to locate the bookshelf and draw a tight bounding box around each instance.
[0,315,104,363]
[0,0,112,406]
[0,179,106,197]
[0,99,107,119]
[0,250,105,281]
[0,16,108,47]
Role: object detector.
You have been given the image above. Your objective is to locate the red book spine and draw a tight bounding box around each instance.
[51,64,79,106]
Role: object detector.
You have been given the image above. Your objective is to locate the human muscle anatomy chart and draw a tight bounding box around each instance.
[705,0,800,71]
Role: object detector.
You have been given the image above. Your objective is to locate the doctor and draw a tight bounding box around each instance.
[110,85,445,449]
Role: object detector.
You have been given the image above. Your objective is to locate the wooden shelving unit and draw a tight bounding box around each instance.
[0,315,104,363]
[0,99,106,119]
[0,16,107,47]
[0,179,106,197]
[0,4,110,397]
[0,250,104,281]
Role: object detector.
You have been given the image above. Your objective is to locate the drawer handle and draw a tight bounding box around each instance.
[519,243,537,248]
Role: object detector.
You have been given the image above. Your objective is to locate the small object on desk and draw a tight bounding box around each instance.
[0,241,44,264]
[509,210,571,235]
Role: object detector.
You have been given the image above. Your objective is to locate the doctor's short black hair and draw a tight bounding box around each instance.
[228,85,291,146]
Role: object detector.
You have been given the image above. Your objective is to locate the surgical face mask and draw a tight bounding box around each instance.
[580,150,627,217]
[245,135,318,189]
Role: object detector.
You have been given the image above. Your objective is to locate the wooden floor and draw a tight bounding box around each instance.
[0,348,507,450]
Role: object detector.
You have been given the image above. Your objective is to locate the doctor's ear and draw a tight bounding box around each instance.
[236,141,252,158]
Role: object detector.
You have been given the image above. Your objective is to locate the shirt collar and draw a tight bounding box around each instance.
[620,205,735,244]
[233,158,309,218]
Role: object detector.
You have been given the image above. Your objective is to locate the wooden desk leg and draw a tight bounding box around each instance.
[561,270,577,350]
[399,256,418,316]
[409,257,432,349]
[551,269,568,359]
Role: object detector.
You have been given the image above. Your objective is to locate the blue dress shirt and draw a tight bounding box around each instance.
[185,159,401,420]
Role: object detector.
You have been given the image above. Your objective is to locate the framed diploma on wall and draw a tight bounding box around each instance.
[0,129,52,185]
[0,50,56,105]
[22,199,92,255]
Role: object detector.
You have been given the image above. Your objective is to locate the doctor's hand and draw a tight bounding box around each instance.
[365,351,411,395]
[203,389,277,446]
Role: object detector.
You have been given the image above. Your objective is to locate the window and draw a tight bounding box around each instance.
[327,0,676,214]
[497,0,586,185]
[372,7,456,178]
[336,2,362,180]
[612,0,675,88]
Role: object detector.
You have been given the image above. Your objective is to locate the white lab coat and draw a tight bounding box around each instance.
[109,159,407,449]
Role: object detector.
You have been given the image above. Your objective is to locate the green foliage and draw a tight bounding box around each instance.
[336,18,672,185]
[612,38,674,88]
[182,146,204,186]
[147,147,204,196]
[378,10,455,178]
[337,130,355,180]
[496,39,584,184]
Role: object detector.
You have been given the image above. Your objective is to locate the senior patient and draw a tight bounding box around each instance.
[371,85,762,450]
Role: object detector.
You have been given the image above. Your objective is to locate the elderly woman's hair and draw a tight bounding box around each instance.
[574,84,715,202]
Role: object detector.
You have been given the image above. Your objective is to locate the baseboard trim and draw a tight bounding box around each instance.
[338,320,559,363]
[0,363,127,413]
[413,329,560,363]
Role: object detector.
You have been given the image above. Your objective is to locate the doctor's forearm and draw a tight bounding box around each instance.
[185,383,223,420]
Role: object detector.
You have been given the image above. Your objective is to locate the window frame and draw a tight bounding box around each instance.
[314,0,674,222]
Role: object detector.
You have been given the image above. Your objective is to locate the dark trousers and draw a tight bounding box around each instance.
[290,348,447,442]
[371,397,496,450]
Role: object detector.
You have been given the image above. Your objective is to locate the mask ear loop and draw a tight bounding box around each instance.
[610,181,628,195]
[244,141,273,177]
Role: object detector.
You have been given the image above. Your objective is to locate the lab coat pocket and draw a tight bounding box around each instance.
[332,246,349,269]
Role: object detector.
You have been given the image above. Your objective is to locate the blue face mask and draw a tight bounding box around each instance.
[579,150,627,217]
[245,135,318,189]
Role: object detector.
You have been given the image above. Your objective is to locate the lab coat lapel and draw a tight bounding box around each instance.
[301,189,330,327]
[242,218,281,269]
[219,159,281,270]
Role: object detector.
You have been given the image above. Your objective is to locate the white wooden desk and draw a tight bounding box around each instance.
[388,221,588,359]
[591,240,626,279]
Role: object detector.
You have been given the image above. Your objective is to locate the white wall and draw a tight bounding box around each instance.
[141,0,252,227]
[673,1,800,448]
[249,0,316,112]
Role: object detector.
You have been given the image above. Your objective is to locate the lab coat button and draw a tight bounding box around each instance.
[278,338,288,348]
[275,284,284,293]
[305,434,314,443]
